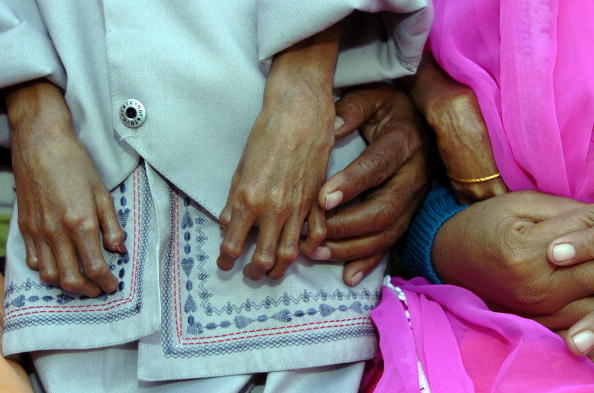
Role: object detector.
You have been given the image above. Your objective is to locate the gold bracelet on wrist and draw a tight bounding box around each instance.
[448,172,501,184]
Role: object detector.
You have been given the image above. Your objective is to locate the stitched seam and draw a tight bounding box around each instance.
[181,321,373,345]
[4,169,142,320]
[181,316,371,341]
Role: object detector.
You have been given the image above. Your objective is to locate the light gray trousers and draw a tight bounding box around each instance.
[32,343,365,393]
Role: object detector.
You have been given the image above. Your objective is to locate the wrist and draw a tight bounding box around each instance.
[264,23,340,106]
[6,81,74,139]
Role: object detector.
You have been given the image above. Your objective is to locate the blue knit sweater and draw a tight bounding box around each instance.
[399,183,468,283]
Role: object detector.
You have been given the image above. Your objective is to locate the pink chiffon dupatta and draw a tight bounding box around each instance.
[369,278,594,393]
[430,0,594,201]
[367,2,594,391]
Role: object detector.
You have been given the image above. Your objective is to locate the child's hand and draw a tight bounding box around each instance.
[7,81,124,297]
[217,86,334,280]
[217,24,341,280]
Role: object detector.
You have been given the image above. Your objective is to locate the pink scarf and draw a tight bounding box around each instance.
[430,0,594,201]
[366,278,594,393]
[366,2,594,392]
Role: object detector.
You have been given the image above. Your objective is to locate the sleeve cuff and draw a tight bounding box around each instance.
[398,182,468,284]
[255,0,432,86]
[0,0,66,89]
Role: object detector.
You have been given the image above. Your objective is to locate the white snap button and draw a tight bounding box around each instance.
[120,99,146,128]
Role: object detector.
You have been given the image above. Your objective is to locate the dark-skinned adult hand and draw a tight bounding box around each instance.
[6,80,125,297]
[534,211,594,360]
[302,83,430,286]
[217,25,340,281]
[433,191,594,319]
[404,53,507,204]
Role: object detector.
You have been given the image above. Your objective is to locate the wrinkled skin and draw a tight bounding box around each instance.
[6,81,125,297]
[304,83,430,286]
[545,218,594,359]
[404,53,507,204]
[217,25,340,281]
[433,191,594,359]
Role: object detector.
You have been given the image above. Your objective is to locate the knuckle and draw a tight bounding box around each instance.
[252,253,275,270]
[103,230,125,245]
[277,246,299,263]
[356,151,389,177]
[309,224,327,242]
[238,189,262,209]
[86,264,110,280]
[220,241,242,259]
[510,190,539,205]
[329,219,351,239]
[40,222,60,240]
[373,204,397,229]
[512,282,550,309]
[577,207,594,229]
[448,88,477,111]
[26,258,39,270]
[60,275,86,293]
[39,270,59,284]
[63,213,98,233]
[96,191,115,207]
[338,95,365,117]
[503,248,530,270]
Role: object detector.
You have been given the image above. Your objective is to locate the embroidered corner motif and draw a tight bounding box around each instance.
[2,166,150,332]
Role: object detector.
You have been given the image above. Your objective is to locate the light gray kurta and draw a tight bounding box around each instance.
[0,0,433,388]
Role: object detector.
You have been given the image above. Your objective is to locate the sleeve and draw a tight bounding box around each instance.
[398,182,468,284]
[0,0,66,147]
[255,0,434,87]
[0,0,65,89]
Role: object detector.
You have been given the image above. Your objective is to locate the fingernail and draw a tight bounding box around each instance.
[350,271,364,286]
[116,244,128,254]
[552,243,576,263]
[310,246,331,261]
[324,190,343,210]
[572,330,594,355]
[334,116,344,132]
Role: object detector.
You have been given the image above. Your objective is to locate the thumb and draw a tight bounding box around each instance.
[566,310,594,357]
[547,206,594,266]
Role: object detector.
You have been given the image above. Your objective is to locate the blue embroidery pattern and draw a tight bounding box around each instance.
[2,167,149,332]
[162,189,379,358]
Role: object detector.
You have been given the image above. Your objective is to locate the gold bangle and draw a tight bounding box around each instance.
[448,172,501,184]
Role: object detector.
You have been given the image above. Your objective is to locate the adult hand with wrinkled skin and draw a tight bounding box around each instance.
[433,191,594,316]
[536,212,594,360]
[433,191,594,360]
[404,53,507,204]
[303,83,430,286]
[217,25,340,281]
[6,80,125,297]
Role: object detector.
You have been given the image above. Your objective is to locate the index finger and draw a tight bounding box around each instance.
[217,207,255,271]
[325,156,423,239]
[319,126,420,211]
